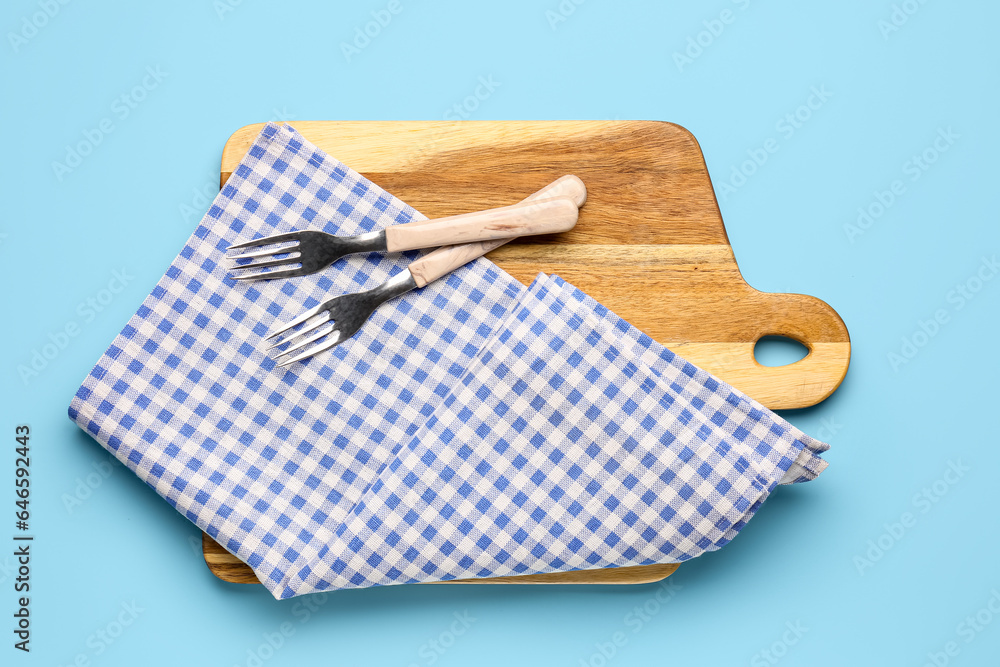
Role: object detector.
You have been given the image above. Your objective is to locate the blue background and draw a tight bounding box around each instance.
[2,1,998,665]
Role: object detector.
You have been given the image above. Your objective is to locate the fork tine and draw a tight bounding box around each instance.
[227,245,300,261]
[229,256,300,272]
[227,232,302,251]
[275,331,344,367]
[271,324,338,359]
[230,267,307,282]
[264,305,330,341]
[266,313,332,351]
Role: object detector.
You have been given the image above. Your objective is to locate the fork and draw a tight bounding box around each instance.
[265,175,587,366]
[227,185,580,281]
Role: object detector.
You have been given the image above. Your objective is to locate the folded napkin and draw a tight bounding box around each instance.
[295,274,827,592]
[70,123,828,599]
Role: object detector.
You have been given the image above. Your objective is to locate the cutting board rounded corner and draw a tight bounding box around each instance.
[220,122,274,186]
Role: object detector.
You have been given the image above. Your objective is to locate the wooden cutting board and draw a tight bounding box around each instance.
[202,121,850,587]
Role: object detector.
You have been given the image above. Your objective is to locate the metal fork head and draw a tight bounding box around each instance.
[266,270,417,366]
[226,229,386,281]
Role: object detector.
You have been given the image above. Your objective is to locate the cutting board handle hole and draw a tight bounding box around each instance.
[753,336,809,367]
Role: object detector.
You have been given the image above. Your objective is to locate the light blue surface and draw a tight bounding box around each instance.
[1,0,997,664]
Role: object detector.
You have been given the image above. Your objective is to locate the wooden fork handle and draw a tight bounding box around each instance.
[522,174,587,208]
[400,175,587,230]
[384,178,584,253]
[407,175,587,288]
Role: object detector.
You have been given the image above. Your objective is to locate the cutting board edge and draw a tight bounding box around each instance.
[221,119,712,175]
[203,119,849,589]
[201,532,679,587]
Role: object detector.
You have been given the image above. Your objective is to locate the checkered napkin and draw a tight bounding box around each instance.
[69,122,828,600]
[291,274,828,592]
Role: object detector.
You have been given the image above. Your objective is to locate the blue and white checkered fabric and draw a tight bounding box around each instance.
[291,274,828,591]
[69,122,827,599]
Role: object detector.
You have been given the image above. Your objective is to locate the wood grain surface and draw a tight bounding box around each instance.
[202,120,850,589]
